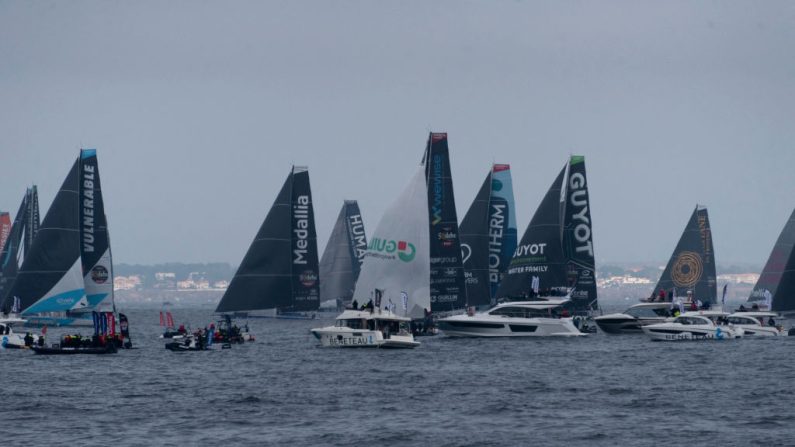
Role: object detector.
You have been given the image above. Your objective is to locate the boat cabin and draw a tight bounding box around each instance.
[623,303,674,319]
[672,315,714,326]
[334,310,412,335]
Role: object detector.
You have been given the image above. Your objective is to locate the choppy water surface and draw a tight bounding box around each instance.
[4,307,795,446]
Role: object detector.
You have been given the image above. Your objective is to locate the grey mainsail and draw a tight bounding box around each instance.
[0,191,29,307]
[319,200,367,306]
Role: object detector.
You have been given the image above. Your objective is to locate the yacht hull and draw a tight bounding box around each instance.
[311,327,419,348]
[438,316,585,337]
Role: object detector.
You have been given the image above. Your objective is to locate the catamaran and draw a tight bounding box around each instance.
[459,164,518,308]
[215,166,320,320]
[439,155,597,337]
[1,150,120,328]
[311,165,428,348]
[596,206,717,334]
[318,200,367,310]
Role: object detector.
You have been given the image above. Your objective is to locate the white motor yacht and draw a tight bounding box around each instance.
[437,298,585,337]
[642,314,743,341]
[311,309,420,349]
[594,302,674,334]
[726,312,787,336]
[0,317,42,349]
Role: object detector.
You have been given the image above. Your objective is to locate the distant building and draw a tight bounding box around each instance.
[213,280,229,290]
[717,273,760,285]
[114,275,142,291]
[155,272,176,281]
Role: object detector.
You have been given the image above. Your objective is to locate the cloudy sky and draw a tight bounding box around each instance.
[1,1,794,266]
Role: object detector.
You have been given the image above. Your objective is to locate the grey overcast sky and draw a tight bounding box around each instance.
[1,1,794,266]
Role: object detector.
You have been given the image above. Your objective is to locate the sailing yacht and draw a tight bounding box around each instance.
[318,200,367,310]
[215,166,320,319]
[440,156,597,337]
[1,150,118,327]
[742,208,795,316]
[459,164,518,308]
[595,206,717,334]
[311,166,428,348]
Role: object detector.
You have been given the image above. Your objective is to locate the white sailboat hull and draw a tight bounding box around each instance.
[311,326,419,348]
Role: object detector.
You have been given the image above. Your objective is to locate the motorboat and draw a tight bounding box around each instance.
[310,309,420,349]
[642,314,743,341]
[594,302,674,334]
[165,332,226,351]
[437,298,586,337]
[0,317,43,349]
[726,311,788,336]
[32,343,117,355]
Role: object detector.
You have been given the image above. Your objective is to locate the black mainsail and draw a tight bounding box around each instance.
[562,156,597,311]
[747,208,795,312]
[24,185,40,254]
[652,205,717,304]
[216,166,320,314]
[459,164,519,306]
[2,159,85,315]
[319,200,367,306]
[495,156,598,312]
[0,191,29,307]
[422,132,467,312]
[79,149,114,310]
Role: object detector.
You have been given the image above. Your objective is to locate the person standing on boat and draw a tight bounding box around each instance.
[657,289,666,302]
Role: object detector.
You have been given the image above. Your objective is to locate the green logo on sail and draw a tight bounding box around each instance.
[369,238,416,263]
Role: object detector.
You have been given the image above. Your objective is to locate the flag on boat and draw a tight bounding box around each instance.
[374,288,383,309]
[107,311,115,335]
[159,311,165,326]
[721,284,728,307]
[401,291,408,310]
[166,312,175,328]
[764,289,772,309]
[11,296,20,314]
[92,311,100,335]
[531,276,540,295]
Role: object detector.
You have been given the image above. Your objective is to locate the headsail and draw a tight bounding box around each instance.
[79,149,114,310]
[216,166,320,313]
[460,164,518,306]
[2,159,85,315]
[562,156,597,311]
[422,132,467,312]
[0,212,10,252]
[496,165,569,300]
[653,206,717,304]
[0,192,29,306]
[352,166,430,319]
[748,208,795,312]
[319,200,367,306]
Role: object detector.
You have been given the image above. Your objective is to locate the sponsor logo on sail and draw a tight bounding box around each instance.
[488,202,507,285]
[293,195,311,265]
[299,270,318,288]
[568,169,594,258]
[514,243,547,257]
[368,238,416,263]
[91,265,109,284]
[346,212,367,263]
[81,162,96,253]
[671,251,703,288]
[430,154,444,225]
[438,227,456,247]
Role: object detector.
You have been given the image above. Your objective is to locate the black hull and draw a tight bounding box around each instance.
[32,345,118,355]
[595,318,643,334]
[165,342,212,352]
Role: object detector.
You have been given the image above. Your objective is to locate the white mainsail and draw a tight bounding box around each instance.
[352,166,430,319]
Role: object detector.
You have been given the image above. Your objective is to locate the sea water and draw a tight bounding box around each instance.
[3,307,795,446]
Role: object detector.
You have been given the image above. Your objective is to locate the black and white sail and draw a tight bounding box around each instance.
[216,166,320,313]
[562,156,597,311]
[747,208,795,312]
[2,159,85,315]
[653,205,717,304]
[319,200,367,306]
[459,164,518,306]
[495,156,598,312]
[79,149,114,310]
[0,191,29,308]
[422,132,467,312]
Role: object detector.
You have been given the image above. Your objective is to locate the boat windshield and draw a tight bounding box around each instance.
[675,316,709,325]
[489,306,556,318]
[727,316,759,325]
[337,319,367,329]
[626,307,671,318]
